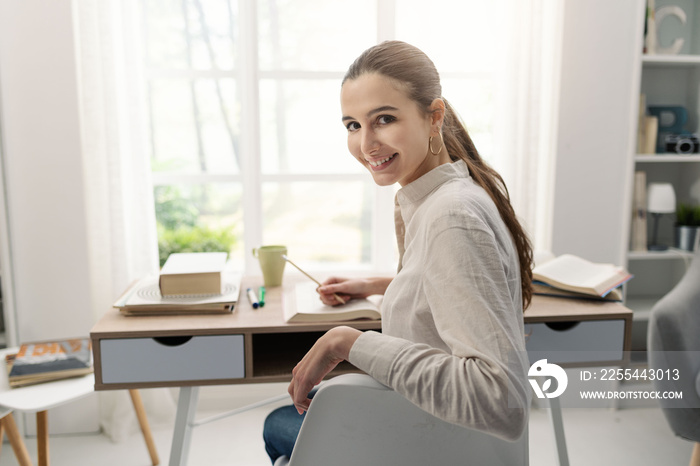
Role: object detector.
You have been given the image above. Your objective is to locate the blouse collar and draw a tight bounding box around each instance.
[396,159,471,206]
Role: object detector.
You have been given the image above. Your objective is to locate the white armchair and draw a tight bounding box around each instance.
[648,248,700,466]
[274,373,528,466]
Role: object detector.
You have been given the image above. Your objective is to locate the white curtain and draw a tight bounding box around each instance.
[496,0,565,252]
[73,0,176,442]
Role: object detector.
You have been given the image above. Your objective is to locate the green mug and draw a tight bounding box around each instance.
[252,245,287,287]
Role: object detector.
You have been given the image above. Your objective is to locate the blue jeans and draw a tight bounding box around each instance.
[262,389,316,464]
[262,404,305,463]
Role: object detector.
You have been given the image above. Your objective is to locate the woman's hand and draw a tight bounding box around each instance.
[317,276,392,306]
[288,326,362,414]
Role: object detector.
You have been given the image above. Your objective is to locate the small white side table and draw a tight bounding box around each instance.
[0,347,159,466]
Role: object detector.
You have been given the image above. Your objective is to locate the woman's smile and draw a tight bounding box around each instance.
[366,153,398,170]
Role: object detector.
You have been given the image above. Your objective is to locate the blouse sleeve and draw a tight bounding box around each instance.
[348,218,529,441]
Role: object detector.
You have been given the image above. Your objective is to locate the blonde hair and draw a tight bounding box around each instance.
[344,41,533,309]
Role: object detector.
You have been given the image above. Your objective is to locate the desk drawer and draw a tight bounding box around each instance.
[525,319,625,365]
[100,335,244,384]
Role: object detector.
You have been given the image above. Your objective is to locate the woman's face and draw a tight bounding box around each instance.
[340,73,446,187]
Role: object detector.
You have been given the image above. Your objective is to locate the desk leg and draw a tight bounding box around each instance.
[129,389,160,465]
[169,386,199,466]
[548,397,569,466]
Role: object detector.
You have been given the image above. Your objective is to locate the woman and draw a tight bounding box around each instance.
[263,40,533,463]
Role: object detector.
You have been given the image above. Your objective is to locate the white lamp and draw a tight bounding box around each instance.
[647,182,676,251]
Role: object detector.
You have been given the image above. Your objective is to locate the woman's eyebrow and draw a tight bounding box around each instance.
[342,105,399,122]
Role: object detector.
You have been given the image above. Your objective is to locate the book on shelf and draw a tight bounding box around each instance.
[159,252,228,296]
[115,271,242,316]
[6,338,93,388]
[283,282,381,323]
[532,254,632,298]
[636,94,658,154]
[630,171,648,252]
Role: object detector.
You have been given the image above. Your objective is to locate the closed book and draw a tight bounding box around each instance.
[642,116,658,154]
[283,282,381,323]
[159,252,228,296]
[630,171,647,252]
[532,254,632,298]
[7,338,93,388]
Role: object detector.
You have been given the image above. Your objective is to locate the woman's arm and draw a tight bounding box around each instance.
[287,275,392,410]
[288,326,362,414]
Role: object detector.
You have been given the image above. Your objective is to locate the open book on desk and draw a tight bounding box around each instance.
[283,282,381,323]
[532,254,632,299]
[532,281,623,302]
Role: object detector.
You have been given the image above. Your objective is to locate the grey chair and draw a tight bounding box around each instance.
[273,373,528,466]
[648,248,700,466]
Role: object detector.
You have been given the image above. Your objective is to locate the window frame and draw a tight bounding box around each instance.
[146,0,400,273]
[145,0,502,274]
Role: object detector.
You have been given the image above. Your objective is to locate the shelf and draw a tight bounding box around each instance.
[635,154,700,162]
[627,248,694,260]
[642,54,700,67]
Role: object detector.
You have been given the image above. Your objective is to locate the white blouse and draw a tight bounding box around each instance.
[348,160,529,441]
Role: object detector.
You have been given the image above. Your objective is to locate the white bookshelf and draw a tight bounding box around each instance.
[621,0,700,352]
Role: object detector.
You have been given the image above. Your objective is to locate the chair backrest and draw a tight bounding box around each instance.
[286,373,528,466]
[649,247,700,353]
[648,248,700,442]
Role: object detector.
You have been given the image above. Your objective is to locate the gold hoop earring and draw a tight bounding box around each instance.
[429,133,444,155]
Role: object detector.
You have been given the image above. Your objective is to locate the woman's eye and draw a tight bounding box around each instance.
[346,121,360,131]
[377,115,396,125]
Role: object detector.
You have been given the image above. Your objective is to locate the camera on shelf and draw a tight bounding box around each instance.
[664,133,700,154]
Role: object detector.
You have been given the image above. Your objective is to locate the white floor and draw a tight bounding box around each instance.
[0,383,694,466]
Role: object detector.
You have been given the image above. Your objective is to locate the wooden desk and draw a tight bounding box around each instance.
[90,277,633,466]
[91,278,382,390]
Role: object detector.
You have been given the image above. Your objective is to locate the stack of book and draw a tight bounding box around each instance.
[532,254,633,302]
[6,338,93,388]
[115,252,242,316]
[159,252,228,296]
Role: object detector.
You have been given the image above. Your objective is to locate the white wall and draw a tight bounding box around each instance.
[0,1,99,433]
[550,0,644,265]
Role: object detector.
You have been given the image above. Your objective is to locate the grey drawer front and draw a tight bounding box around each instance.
[100,334,245,383]
[525,319,625,365]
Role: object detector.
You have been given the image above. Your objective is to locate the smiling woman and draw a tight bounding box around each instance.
[263,40,534,464]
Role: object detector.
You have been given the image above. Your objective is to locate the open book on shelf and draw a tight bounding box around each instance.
[283,282,381,323]
[532,254,632,299]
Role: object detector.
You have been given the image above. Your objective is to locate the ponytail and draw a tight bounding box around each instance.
[442,100,533,309]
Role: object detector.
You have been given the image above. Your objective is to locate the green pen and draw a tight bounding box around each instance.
[258,286,266,307]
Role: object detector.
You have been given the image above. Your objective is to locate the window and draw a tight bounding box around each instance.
[141,0,509,271]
